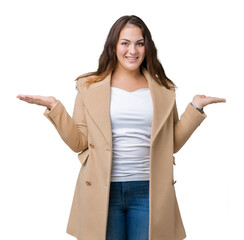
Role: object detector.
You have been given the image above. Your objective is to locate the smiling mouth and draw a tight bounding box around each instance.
[125,57,139,61]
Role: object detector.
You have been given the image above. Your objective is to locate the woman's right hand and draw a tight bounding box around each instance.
[16,94,58,110]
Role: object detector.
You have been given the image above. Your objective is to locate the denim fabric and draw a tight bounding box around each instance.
[106,181,149,240]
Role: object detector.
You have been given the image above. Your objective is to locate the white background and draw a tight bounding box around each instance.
[1,0,243,239]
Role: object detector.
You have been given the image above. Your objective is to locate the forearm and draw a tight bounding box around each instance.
[44,101,88,152]
[174,103,206,153]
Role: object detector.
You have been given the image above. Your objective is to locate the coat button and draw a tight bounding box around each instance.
[89,143,94,148]
[173,156,176,165]
[86,181,91,186]
[172,180,177,185]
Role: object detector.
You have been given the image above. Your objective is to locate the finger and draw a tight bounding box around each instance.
[26,95,41,102]
[17,94,29,100]
[216,98,226,103]
[17,94,34,100]
[24,95,39,100]
[207,97,226,104]
[16,94,24,99]
[17,95,40,105]
[17,95,32,102]
[212,97,226,103]
[25,97,35,102]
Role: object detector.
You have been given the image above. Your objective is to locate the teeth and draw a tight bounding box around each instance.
[127,57,137,60]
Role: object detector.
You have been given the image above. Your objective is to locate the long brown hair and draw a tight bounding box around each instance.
[77,15,175,89]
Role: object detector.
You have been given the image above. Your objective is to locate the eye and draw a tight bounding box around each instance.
[137,42,144,46]
[121,42,129,46]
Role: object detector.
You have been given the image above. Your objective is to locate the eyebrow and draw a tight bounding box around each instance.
[120,38,144,42]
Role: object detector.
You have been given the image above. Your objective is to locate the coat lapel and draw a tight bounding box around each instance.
[142,69,175,145]
[82,69,175,148]
[82,74,113,148]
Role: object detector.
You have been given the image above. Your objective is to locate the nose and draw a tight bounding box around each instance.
[129,44,137,54]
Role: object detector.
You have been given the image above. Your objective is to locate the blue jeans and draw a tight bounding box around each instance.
[106,181,149,240]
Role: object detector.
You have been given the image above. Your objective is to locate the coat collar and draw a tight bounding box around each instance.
[81,68,175,148]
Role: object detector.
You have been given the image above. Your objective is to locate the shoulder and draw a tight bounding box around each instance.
[166,80,176,92]
[76,75,96,91]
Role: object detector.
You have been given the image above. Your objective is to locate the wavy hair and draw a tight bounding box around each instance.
[77,15,175,89]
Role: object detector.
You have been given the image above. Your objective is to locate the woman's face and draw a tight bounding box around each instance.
[115,24,146,73]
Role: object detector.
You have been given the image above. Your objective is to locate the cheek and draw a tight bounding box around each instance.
[140,47,146,57]
[116,46,127,57]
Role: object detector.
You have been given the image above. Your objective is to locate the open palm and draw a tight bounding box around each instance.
[16,94,57,110]
[192,95,226,109]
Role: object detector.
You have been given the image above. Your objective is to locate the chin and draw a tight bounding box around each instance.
[123,64,142,72]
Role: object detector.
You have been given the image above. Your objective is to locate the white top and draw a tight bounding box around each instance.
[110,87,153,182]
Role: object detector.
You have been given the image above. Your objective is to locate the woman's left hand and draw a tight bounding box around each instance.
[191,95,226,109]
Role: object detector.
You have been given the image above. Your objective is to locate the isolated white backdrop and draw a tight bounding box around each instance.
[1,0,243,239]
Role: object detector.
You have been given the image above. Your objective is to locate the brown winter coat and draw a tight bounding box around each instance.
[44,68,206,240]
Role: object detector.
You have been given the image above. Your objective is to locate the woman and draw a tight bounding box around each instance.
[17,15,226,240]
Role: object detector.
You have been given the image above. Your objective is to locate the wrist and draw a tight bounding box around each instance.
[191,103,204,114]
[47,98,58,110]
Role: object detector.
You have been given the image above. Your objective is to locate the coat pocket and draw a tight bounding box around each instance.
[78,148,89,165]
[78,149,92,185]
[172,156,177,185]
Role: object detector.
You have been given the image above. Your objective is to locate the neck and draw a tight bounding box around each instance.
[112,65,143,81]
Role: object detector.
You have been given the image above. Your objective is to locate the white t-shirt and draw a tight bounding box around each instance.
[110,87,153,182]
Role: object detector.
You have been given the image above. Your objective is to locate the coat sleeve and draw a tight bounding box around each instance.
[43,86,88,153]
[173,100,207,153]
